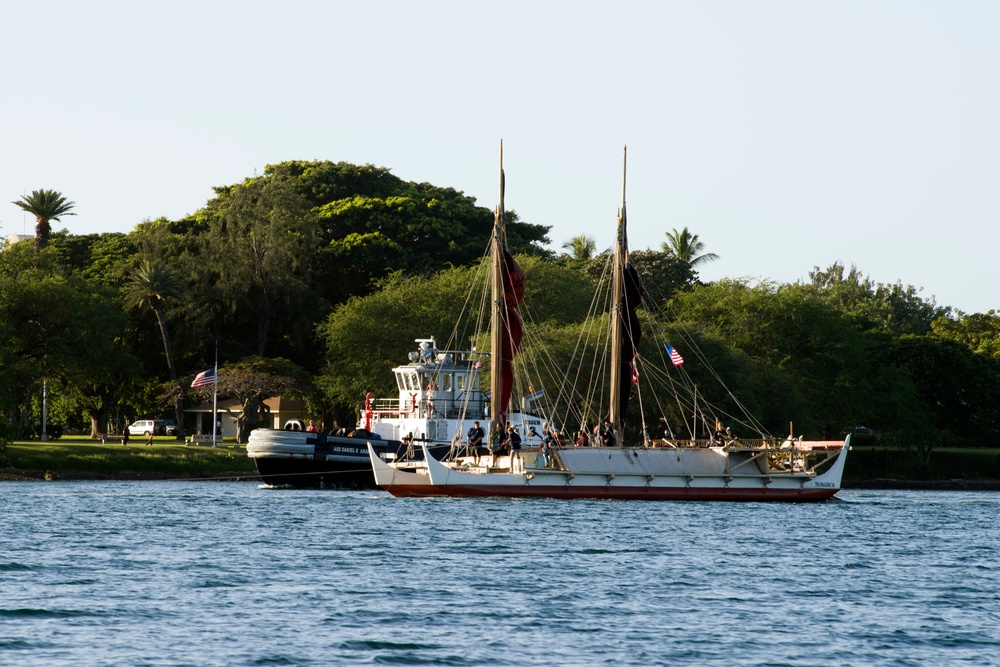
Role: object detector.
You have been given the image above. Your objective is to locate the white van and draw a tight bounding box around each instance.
[128,420,158,436]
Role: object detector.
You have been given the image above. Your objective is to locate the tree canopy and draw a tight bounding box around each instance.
[12,189,76,253]
[661,226,719,268]
[2,160,997,459]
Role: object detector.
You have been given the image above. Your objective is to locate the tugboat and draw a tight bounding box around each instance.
[246,337,545,489]
[246,423,404,489]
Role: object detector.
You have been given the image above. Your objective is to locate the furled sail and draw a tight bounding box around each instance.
[498,247,525,424]
[615,262,644,432]
[490,142,525,431]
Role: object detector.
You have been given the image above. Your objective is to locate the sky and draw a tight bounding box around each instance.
[3,0,998,314]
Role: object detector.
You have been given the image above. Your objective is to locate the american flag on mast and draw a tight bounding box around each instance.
[664,344,685,367]
[191,368,216,388]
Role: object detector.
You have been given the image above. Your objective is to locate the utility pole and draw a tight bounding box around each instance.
[41,380,48,441]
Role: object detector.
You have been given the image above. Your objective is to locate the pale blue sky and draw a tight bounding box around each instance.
[3,0,997,313]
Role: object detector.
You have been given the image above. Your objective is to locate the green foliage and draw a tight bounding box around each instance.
[670,280,881,436]
[3,160,999,469]
[628,250,698,305]
[124,260,183,313]
[205,169,319,357]
[312,181,548,307]
[0,267,138,438]
[931,310,1000,359]
[317,266,481,414]
[518,256,598,325]
[577,250,696,310]
[11,188,76,252]
[194,356,314,442]
[316,257,596,424]
[807,262,949,335]
[885,335,1000,453]
[661,227,719,267]
[561,234,598,261]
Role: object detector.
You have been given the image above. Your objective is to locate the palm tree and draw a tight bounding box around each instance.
[12,189,76,252]
[561,234,598,261]
[661,227,719,267]
[124,259,185,436]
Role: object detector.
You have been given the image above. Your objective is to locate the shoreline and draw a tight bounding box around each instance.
[0,467,261,483]
[844,478,1000,491]
[3,467,999,490]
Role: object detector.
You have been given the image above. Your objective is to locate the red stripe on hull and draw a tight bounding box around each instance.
[430,485,839,502]
[382,485,445,498]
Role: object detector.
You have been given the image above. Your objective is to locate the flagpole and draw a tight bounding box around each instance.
[212,341,218,448]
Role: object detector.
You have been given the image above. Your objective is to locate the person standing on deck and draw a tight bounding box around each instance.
[425,383,436,416]
[467,421,485,464]
[600,420,615,447]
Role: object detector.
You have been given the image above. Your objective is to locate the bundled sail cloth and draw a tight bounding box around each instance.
[498,248,525,424]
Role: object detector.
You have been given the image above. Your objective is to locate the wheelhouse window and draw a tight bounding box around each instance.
[404,372,419,392]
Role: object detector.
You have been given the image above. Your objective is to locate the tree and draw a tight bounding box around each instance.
[192,357,312,442]
[807,262,949,336]
[661,227,719,268]
[885,335,1000,459]
[624,250,697,305]
[123,259,185,436]
[669,280,874,436]
[561,234,597,261]
[0,271,133,438]
[931,310,1000,359]
[12,189,76,253]
[317,266,481,421]
[316,257,599,423]
[206,171,319,357]
[264,160,552,264]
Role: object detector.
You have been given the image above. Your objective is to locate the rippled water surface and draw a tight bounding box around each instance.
[1,482,998,666]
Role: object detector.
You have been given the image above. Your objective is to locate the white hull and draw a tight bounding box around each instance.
[385,438,850,501]
[368,443,437,495]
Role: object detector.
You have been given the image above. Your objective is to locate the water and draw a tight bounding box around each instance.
[1,483,998,667]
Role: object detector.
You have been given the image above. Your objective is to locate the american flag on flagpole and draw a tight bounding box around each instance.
[664,344,685,367]
[191,368,216,388]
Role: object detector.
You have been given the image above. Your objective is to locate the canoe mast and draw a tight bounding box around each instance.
[490,142,506,444]
[609,146,628,445]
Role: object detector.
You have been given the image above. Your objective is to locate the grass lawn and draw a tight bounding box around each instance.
[1,436,258,480]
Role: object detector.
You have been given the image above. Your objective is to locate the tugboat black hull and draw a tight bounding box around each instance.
[252,455,379,489]
[247,430,449,489]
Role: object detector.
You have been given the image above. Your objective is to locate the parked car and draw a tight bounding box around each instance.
[843,425,877,444]
[127,419,176,436]
[128,420,158,436]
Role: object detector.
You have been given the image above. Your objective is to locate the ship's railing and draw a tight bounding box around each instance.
[647,438,770,449]
[369,397,486,419]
